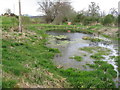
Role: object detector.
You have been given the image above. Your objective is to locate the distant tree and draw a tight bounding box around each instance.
[118,15,120,27]
[83,16,99,25]
[78,9,89,16]
[37,0,75,24]
[88,2,100,17]
[78,2,101,25]
[5,8,11,15]
[74,13,85,23]
[109,8,118,16]
[101,14,115,26]
[37,0,54,23]
[52,1,76,24]
[100,11,106,17]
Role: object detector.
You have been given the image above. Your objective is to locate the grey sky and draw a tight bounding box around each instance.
[0,0,119,16]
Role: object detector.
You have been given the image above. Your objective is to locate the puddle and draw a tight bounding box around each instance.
[47,31,94,70]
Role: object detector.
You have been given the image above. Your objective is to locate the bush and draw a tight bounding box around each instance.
[74,14,85,23]
[83,17,99,25]
[101,14,115,26]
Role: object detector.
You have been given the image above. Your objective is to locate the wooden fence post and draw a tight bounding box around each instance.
[19,0,22,32]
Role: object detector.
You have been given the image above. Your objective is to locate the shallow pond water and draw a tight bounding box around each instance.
[47,31,94,70]
[46,31,119,87]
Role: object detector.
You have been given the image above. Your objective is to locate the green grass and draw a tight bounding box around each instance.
[2,79,17,88]
[90,53,105,60]
[2,16,117,88]
[115,56,120,76]
[80,46,111,55]
[70,56,83,61]
[80,46,111,60]
[80,46,102,53]
[1,16,18,31]
[29,23,95,34]
[2,28,63,88]
[59,67,116,88]
[2,27,116,88]
[87,24,103,30]
[101,34,111,38]
[82,36,104,42]
[86,60,117,77]
[90,48,111,60]
[80,47,95,53]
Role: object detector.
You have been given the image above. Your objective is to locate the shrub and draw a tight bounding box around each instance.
[101,14,115,26]
[83,17,99,25]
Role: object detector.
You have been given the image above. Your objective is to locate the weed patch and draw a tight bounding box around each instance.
[90,53,105,60]
[70,56,83,61]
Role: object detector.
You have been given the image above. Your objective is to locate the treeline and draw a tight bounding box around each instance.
[74,13,118,26]
[1,0,119,27]
[37,0,119,26]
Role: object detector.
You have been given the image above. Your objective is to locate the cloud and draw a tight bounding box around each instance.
[0,0,119,16]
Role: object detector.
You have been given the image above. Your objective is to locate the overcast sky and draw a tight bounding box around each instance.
[0,0,119,16]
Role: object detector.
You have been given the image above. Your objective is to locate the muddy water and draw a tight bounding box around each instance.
[46,31,119,87]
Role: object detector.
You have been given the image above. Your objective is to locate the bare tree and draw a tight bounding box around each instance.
[78,9,89,16]
[88,2,100,17]
[52,1,76,24]
[100,11,106,17]
[109,8,118,16]
[37,0,75,24]
[37,0,54,23]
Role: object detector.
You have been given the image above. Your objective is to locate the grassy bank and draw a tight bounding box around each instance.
[2,16,118,88]
[2,27,70,88]
[2,26,117,88]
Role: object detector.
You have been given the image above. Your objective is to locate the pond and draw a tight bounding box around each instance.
[46,30,119,87]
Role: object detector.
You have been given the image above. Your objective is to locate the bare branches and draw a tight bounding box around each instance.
[109,8,118,16]
[37,0,74,24]
[88,2,100,17]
